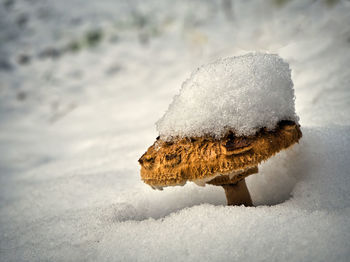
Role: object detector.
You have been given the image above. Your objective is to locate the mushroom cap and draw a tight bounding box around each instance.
[139,120,302,188]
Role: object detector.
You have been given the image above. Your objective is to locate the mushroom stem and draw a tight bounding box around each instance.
[222,179,253,206]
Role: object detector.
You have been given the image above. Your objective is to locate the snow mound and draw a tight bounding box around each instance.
[157,53,299,140]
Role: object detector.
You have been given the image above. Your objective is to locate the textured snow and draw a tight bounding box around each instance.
[157,53,298,140]
[1,0,350,261]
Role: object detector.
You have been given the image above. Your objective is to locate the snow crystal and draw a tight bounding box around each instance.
[157,53,299,140]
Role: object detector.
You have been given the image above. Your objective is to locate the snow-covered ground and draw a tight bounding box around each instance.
[0,0,350,261]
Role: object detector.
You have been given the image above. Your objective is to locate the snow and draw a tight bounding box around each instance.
[1,0,350,261]
[157,53,298,140]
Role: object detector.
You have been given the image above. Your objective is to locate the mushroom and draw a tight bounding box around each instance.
[138,53,302,206]
[139,120,301,206]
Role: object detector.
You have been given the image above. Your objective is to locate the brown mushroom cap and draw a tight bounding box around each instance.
[139,120,302,188]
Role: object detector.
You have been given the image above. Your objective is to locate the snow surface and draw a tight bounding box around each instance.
[157,53,298,140]
[1,0,350,261]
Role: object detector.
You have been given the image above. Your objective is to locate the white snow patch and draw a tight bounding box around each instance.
[157,53,298,140]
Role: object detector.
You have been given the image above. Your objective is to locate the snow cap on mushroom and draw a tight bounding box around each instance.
[156,53,299,141]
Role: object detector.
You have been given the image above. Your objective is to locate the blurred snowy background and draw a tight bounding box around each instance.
[0,0,350,261]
